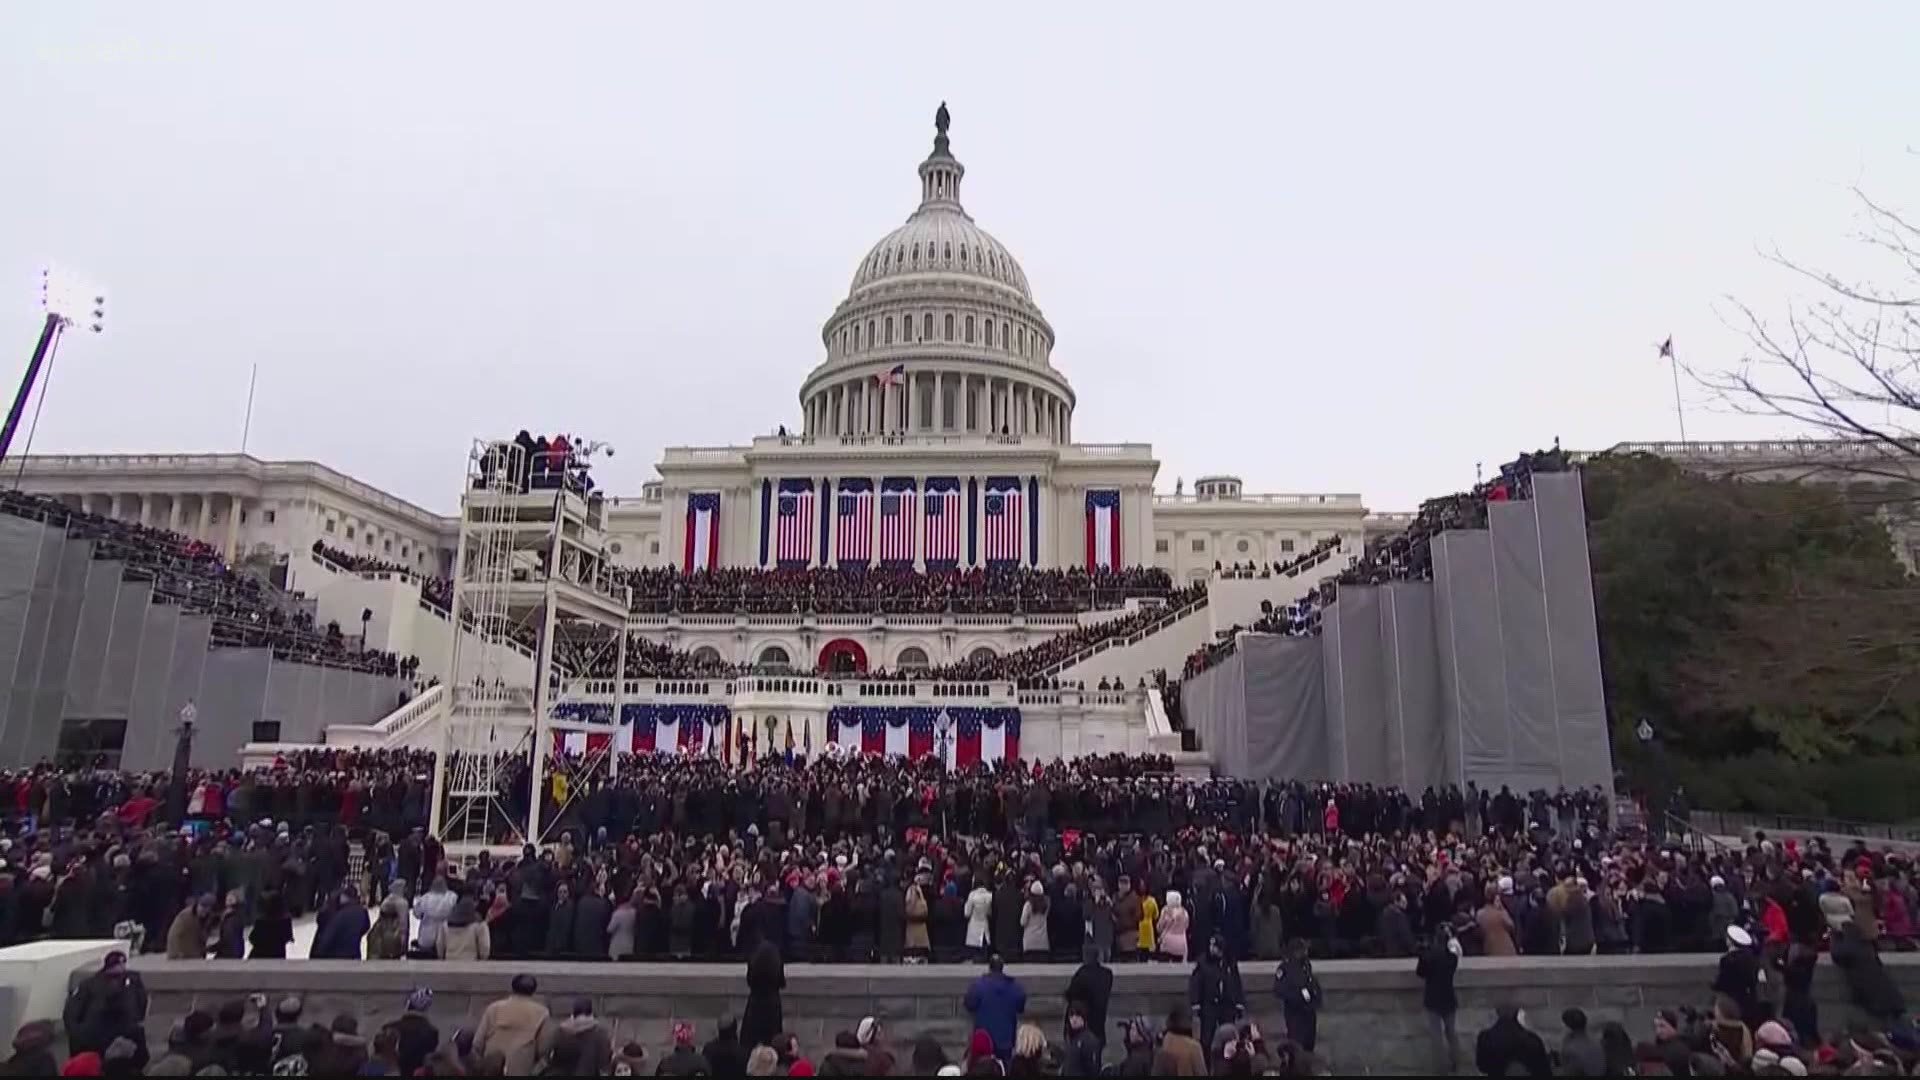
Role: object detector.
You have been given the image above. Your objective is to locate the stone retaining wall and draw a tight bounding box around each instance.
[109,953,1920,1075]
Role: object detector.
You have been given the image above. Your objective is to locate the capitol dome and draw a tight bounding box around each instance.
[847,188,1033,301]
[801,105,1074,444]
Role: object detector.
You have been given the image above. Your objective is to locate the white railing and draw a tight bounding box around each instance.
[323,683,448,748]
[1605,439,1903,460]
[558,676,1015,706]
[1039,593,1211,678]
[1154,491,1364,507]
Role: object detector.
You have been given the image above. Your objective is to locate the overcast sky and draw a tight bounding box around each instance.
[3,5,1915,514]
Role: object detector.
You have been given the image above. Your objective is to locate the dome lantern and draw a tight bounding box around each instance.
[917,101,966,211]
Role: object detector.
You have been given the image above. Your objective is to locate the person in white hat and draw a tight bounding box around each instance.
[1713,923,1765,1025]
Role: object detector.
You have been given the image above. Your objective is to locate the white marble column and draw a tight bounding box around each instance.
[824,477,839,567]
[197,494,212,540]
[1033,479,1047,568]
[225,495,243,562]
[934,372,945,432]
[168,496,183,531]
[908,372,919,432]
[913,473,928,569]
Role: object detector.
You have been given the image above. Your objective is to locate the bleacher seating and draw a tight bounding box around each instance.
[615,564,1178,615]
[2,490,419,677]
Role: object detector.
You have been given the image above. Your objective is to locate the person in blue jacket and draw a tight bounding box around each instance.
[962,953,1028,1059]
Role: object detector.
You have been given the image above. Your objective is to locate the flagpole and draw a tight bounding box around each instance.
[1668,353,1688,443]
[239,363,259,454]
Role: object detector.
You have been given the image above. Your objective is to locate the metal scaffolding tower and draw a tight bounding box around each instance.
[429,437,629,852]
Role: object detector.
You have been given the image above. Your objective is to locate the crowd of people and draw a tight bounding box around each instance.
[477,431,605,496]
[903,583,1206,685]
[30,924,1920,1076]
[617,565,1182,617]
[3,746,1919,1073]
[541,578,1204,687]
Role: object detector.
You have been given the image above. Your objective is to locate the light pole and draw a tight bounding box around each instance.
[4,269,105,471]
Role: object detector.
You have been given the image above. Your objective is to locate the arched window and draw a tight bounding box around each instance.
[944,242,952,262]
[897,646,930,671]
[923,313,934,339]
[1017,327,1025,354]
[944,313,955,341]
[757,645,791,668]
[911,244,920,265]
[853,324,861,351]
[691,645,722,665]
[984,321,994,347]
[840,329,848,355]
[959,246,968,265]
[885,318,894,345]
[967,645,998,664]
[882,250,890,269]
[867,320,875,348]
[965,316,975,343]
[1002,320,1012,351]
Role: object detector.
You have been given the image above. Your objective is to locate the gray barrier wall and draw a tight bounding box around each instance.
[1535,472,1613,791]
[0,516,51,762]
[1187,633,1329,781]
[63,558,122,719]
[1379,582,1447,793]
[0,514,407,770]
[110,954,1920,1077]
[1192,472,1613,793]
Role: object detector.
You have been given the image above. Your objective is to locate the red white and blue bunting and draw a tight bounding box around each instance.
[826,705,1020,765]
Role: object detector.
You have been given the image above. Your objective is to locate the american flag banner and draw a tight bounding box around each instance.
[629,704,730,755]
[835,480,873,565]
[924,479,962,564]
[955,707,1022,766]
[551,731,613,756]
[684,492,720,572]
[827,706,948,759]
[1085,489,1122,570]
[983,478,1023,565]
[775,480,815,565]
[879,478,917,564]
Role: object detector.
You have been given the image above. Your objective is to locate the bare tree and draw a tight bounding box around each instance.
[1693,185,1920,490]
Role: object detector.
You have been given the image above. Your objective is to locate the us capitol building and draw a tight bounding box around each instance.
[9,107,1906,768]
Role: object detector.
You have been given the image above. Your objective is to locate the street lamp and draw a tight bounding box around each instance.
[3,268,106,465]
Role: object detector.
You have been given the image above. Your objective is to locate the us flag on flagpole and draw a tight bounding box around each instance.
[836,484,873,564]
[984,481,1022,564]
[776,482,814,565]
[924,481,961,563]
[879,482,916,564]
